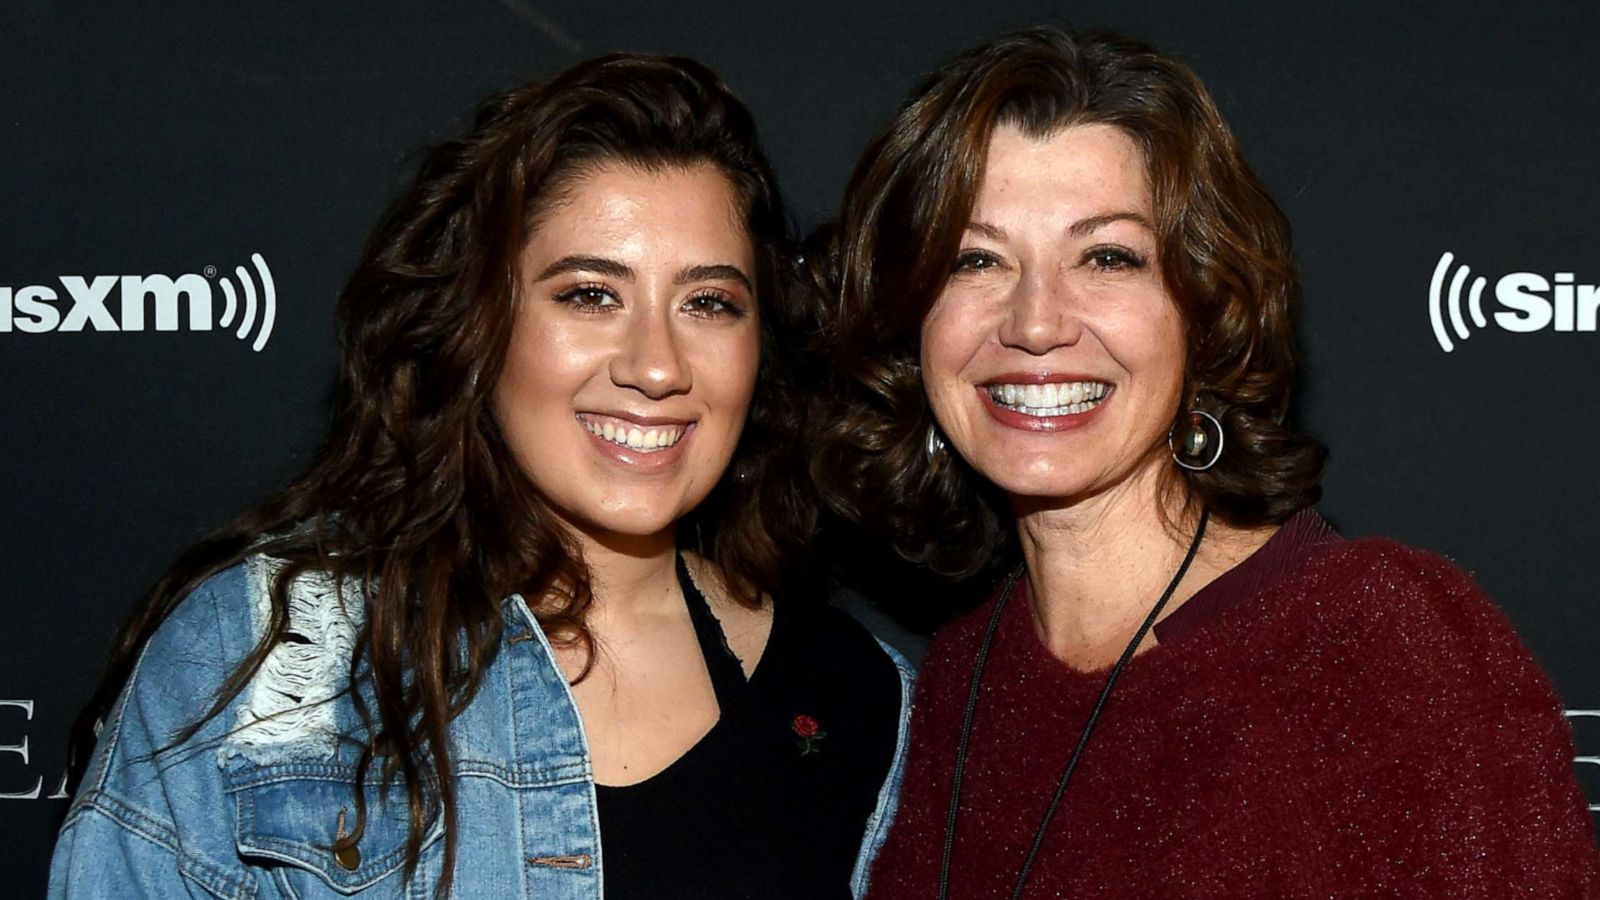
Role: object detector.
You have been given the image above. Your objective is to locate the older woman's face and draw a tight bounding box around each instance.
[920,123,1185,503]
[495,163,760,542]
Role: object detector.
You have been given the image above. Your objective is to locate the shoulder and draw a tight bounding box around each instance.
[60,555,442,899]
[88,554,366,785]
[149,560,256,659]
[96,561,261,751]
[141,554,362,696]
[1303,536,1483,602]
[903,579,1012,703]
[58,558,284,895]
[138,553,361,668]
[1272,537,1567,732]
[1293,538,1531,664]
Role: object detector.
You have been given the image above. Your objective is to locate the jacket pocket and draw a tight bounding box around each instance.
[226,764,444,895]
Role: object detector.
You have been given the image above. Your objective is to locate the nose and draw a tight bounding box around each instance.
[610,306,691,399]
[996,268,1082,355]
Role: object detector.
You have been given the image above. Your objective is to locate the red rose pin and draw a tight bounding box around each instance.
[791,714,826,756]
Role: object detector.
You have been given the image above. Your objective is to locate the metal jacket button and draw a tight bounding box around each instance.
[334,844,362,871]
[334,806,360,870]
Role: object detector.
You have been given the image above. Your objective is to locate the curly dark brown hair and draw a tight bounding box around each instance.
[812,27,1326,579]
[66,53,813,894]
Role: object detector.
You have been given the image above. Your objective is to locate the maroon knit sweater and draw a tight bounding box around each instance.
[866,527,1600,898]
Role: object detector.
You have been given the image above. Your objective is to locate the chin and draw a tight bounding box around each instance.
[536,484,690,543]
[991,478,1091,506]
[589,500,694,539]
[965,451,1083,499]
[565,514,686,547]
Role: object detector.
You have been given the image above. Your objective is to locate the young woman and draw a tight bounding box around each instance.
[814,27,1600,898]
[51,54,909,899]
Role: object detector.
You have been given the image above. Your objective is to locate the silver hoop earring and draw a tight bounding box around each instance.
[925,425,947,461]
[1169,409,1224,472]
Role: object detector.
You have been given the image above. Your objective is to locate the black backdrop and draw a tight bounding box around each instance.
[4,1,1598,894]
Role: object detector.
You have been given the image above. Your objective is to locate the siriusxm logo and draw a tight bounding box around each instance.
[1429,252,1599,353]
[0,254,276,352]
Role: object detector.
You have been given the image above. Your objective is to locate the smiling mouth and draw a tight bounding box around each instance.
[985,380,1110,417]
[576,413,690,453]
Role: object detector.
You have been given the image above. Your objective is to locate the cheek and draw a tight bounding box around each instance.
[491,317,601,479]
[1098,291,1185,377]
[697,326,762,421]
[919,304,973,409]
[498,321,581,414]
[1101,304,1188,437]
[1143,314,1188,393]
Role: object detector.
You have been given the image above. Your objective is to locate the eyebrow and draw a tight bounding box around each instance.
[675,263,753,293]
[535,255,632,282]
[965,212,1155,242]
[966,221,1008,241]
[1068,211,1155,237]
[533,255,753,292]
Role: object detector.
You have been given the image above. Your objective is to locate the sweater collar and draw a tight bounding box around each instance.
[1151,507,1341,645]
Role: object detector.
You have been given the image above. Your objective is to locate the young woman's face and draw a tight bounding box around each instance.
[920,123,1187,504]
[496,163,760,543]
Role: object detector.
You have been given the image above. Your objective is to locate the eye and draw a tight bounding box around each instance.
[951,249,1005,275]
[554,283,620,312]
[1084,246,1148,272]
[681,291,746,320]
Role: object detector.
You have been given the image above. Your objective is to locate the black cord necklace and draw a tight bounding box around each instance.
[937,507,1211,900]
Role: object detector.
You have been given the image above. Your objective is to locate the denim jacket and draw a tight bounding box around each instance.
[50,556,914,898]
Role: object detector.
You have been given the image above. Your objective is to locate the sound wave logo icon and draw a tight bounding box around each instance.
[213,253,277,352]
[1427,251,1599,354]
[1428,252,1488,353]
[0,253,279,352]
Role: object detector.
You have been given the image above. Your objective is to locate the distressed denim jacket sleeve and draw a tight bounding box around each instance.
[50,565,266,899]
[49,558,601,900]
[850,638,917,899]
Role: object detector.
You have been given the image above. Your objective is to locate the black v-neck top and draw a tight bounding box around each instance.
[593,558,903,899]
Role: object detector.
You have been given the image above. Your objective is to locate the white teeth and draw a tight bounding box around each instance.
[985,380,1110,417]
[580,417,686,452]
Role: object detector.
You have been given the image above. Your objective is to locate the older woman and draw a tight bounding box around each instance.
[51,54,908,899]
[816,27,1600,898]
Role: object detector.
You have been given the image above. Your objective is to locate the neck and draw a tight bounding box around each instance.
[1013,463,1263,670]
[565,526,682,620]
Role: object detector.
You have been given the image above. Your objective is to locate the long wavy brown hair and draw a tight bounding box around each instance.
[812,27,1326,579]
[65,53,813,893]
